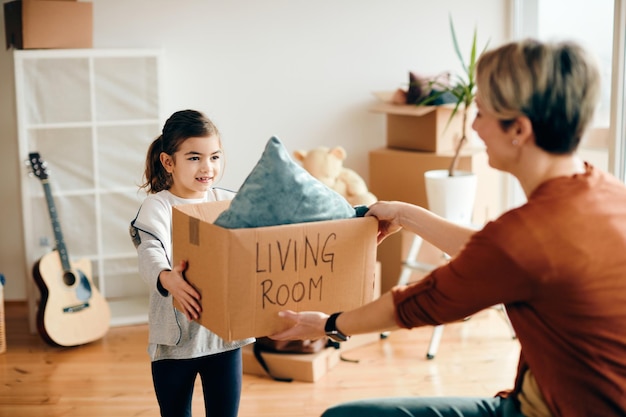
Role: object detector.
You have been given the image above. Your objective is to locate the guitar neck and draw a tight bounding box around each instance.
[40,179,72,272]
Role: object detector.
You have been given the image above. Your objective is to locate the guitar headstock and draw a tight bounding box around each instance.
[28,152,49,181]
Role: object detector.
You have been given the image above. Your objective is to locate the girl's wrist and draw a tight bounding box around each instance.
[157,269,171,295]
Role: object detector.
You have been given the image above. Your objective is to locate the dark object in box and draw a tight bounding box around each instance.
[4,0,93,50]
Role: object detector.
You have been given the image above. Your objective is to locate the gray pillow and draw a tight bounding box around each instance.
[214,136,357,228]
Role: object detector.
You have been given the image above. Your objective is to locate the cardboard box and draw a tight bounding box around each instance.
[369,147,503,292]
[242,332,382,383]
[339,331,381,353]
[370,103,464,152]
[172,200,378,342]
[4,0,93,50]
[242,343,341,382]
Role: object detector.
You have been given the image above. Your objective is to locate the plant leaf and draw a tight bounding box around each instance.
[449,15,467,76]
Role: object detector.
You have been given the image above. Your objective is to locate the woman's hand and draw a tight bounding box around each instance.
[158,260,202,321]
[270,310,329,341]
[366,201,404,243]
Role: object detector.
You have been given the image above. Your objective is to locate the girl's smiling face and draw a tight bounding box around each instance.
[160,134,223,199]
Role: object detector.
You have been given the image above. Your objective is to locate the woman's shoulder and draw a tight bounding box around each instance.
[474,205,538,248]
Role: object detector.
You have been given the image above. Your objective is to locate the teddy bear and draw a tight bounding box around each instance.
[293,145,377,207]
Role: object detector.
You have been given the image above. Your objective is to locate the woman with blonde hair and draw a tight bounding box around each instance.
[272,39,626,417]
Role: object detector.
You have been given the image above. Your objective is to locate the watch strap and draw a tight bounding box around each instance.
[325,312,350,342]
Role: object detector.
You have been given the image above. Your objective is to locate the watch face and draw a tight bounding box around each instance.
[327,331,349,342]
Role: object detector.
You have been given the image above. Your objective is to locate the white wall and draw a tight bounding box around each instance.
[0,0,508,300]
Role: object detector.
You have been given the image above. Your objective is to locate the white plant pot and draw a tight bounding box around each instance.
[424,169,477,225]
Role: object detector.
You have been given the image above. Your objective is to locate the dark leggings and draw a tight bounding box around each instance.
[152,348,242,417]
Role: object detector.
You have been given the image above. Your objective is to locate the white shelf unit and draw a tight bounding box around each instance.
[14,49,162,329]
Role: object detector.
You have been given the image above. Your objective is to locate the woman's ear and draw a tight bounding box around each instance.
[160,152,174,173]
[511,116,534,146]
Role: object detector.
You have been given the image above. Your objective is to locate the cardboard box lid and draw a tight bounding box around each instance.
[173,201,378,341]
[370,102,456,117]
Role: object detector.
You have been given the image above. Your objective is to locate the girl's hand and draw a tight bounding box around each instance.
[158,260,202,321]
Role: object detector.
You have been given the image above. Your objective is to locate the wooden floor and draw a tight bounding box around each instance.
[0,302,520,417]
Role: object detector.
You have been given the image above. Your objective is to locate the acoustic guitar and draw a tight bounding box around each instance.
[28,152,111,347]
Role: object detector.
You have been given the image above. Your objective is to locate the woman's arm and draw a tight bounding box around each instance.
[271,292,399,341]
[366,201,476,257]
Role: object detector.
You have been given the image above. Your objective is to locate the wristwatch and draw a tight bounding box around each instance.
[325,312,350,342]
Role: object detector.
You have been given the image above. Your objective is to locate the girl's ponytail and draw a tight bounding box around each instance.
[140,135,172,193]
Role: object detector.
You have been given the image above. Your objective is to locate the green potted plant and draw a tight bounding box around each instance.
[421,16,488,226]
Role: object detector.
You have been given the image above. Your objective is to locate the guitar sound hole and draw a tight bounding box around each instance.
[63,271,76,286]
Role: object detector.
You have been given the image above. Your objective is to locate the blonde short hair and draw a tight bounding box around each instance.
[476,39,600,154]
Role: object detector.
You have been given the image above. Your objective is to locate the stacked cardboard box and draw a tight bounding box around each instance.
[370,102,464,153]
[369,102,503,293]
[4,0,93,50]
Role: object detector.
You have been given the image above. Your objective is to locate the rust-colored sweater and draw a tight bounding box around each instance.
[392,164,626,416]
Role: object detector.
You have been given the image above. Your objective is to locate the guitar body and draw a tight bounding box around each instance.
[33,250,111,347]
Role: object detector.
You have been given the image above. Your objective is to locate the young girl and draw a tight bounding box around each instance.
[130,109,254,417]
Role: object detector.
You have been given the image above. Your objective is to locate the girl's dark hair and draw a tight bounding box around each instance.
[141,109,220,193]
